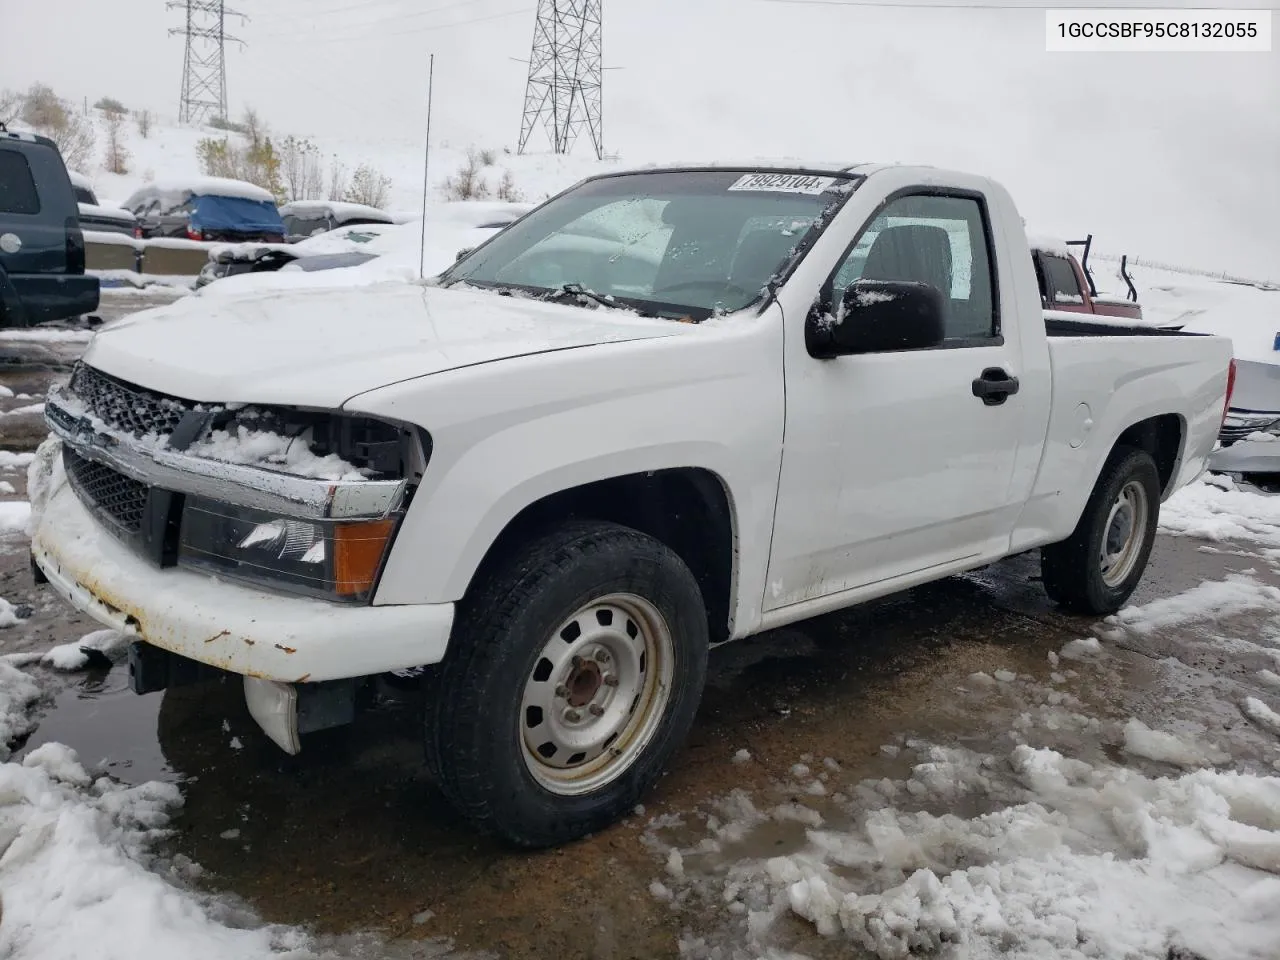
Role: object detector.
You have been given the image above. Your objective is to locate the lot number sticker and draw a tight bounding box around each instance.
[727,173,837,195]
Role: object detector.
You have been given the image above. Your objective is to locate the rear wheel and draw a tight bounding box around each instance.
[1041,445,1161,615]
[425,521,708,848]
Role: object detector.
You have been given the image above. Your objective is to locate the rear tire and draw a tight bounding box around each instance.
[1041,445,1161,615]
[425,521,709,848]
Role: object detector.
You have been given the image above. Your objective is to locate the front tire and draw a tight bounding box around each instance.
[425,521,709,848]
[1041,445,1161,615]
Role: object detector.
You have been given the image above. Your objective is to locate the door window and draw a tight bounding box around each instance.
[832,193,998,342]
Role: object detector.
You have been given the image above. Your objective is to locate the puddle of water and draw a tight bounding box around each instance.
[16,664,177,784]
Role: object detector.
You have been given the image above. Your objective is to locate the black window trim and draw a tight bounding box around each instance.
[0,147,43,217]
[815,184,1004,352]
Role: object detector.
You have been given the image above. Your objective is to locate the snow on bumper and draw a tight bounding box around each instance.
[32,479,454,683]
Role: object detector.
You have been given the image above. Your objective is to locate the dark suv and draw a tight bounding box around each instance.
[0,125,100,327]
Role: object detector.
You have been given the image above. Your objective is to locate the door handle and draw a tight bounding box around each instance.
[972,367,1020,406]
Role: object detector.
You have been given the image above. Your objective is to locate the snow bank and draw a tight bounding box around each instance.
[656,740,1280,960]
[1161,480,1280,547]
[40,630,130,672]
[0,662,42,760]
[0,502,31,535]
[1122,718,1229,768]
[0,742,333,960]
[1104,574,1280,637]
[185,426,369,482]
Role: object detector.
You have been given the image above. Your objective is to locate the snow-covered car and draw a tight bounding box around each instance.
[1209,337,1280,478]
[30,162,1235,847]
[193,200,534,289]
[68,169,137,237]
[121,177,286,242]
[279,200,396,242]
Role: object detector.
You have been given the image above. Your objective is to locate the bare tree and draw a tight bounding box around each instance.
[15,83,95,169]
[20,83,65,129]
[0,89,21,125]
[327,157,349,202]
[279,136,324,202]
[94,97,126,114]
[134,109,153,138]
[103,108,130,174]
[344,164,392,208]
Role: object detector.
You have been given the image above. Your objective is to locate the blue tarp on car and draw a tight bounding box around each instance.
[190,194,285,235]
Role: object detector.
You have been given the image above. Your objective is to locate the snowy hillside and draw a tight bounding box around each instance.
[71,108,616,216]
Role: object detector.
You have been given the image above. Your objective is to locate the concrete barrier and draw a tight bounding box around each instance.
[84,232,214,278]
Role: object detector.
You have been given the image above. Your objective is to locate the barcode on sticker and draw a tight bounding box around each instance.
[728,173,837,195]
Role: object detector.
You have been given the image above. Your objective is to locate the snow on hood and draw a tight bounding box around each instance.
[81,280,686,408]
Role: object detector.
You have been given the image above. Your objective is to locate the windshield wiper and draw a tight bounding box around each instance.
[539,282,621,310]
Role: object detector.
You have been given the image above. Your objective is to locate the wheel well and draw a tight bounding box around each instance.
[465,469,736,644]
[1115,413,1183,494]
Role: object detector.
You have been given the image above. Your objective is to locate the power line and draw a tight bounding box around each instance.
[247,4,531,47]
[518,0,605,159]
[247,0,486,40]
[168,0,246,124]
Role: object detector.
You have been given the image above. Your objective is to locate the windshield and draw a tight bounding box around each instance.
[440,169,860,319]
[284,213,330,238]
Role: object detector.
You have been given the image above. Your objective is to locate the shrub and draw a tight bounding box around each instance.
[495,170,522,202]
[94,97,126,115]
[441,149,489,201]
[344,164,392,209]
[478,147,496,166]
[134,109,153,138]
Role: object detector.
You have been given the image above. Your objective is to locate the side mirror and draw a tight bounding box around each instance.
[455,247,474,262]
[806,279,946,358]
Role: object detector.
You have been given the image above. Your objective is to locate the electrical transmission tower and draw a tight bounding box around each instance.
[517,0,604,159]
[168,0,245,125]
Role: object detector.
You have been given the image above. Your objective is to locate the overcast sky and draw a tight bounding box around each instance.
[2,0,1276,278]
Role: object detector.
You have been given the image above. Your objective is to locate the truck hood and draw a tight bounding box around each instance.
[83,281,686,407]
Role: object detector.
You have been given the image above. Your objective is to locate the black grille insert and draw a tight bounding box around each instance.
[67,363,195,439]
[64,447,150,534]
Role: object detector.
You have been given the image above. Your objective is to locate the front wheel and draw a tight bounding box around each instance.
[425,521,709,848]
[1041,445,1161,615]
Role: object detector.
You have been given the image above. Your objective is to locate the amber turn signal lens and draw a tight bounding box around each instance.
[333,518,397,596]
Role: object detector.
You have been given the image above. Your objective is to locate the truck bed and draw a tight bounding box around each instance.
[1044,309,1190,337]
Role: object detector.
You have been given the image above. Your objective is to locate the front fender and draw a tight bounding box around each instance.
[346,323,785,634]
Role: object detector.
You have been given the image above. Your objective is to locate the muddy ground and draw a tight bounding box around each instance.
[2,291,1279,959]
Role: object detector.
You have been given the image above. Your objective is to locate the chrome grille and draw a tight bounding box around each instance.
[63,447,149,534]
[67,362,194,439]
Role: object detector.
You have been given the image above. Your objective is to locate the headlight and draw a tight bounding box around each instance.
[177,496,399,603]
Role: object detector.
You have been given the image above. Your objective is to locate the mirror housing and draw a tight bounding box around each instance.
[455,247,474,262]
[806,279,946,358]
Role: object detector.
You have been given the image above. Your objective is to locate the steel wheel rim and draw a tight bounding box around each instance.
[1100,480,1148,587]
[519,592,675,796]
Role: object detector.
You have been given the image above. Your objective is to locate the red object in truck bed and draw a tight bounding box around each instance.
[1031,239,1143,321]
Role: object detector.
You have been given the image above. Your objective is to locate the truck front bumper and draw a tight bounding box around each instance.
[32,481,455,749]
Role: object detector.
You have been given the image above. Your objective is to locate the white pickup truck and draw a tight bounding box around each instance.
[28,162,1235,847]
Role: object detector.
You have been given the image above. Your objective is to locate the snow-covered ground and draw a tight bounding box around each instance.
[3,466,1280,958]
[636,479,1280,960]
